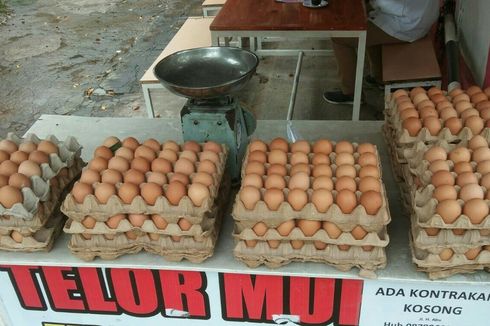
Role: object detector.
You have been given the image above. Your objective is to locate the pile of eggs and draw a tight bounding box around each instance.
[0,138,62,210]
[72,137,223,209]
[392,86,490,137]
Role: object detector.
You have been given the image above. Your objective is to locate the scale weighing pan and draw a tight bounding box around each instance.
[154,47,259,99]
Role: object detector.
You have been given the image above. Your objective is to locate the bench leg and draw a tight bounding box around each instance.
[352,31,366,121]
[142,84,156,118]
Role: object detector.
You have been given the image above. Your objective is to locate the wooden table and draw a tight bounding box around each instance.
[210,0,368,121]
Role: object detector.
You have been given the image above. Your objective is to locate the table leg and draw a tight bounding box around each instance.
[142,84,155,118]
[352,31,366,121]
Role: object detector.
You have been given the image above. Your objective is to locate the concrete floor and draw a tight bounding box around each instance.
[0,0,384,137]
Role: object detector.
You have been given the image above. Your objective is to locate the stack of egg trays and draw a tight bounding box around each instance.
[61,143,229,263]
[232,142,391,274]
[403,141,490,279]
[0,133,83,251]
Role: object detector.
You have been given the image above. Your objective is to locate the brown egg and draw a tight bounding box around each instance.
[18,160,41,177]
[147,172,167,186]
[248,150,267,164]
[358,152,378,166]
[242,173,263,188]
[37,140,59,155]
[239,186,261,210]
[263,188,284,211]
[402,117,422,136]
[429,160,450,173]
[290,152,309,165]
[477,160,490,176]
[449,147,471,164]
[337,245,351,251]
[463,198,488,224]
[188,183,210,207]
[439,248,454,261]
[130,157,150,173]
[313,139,333,154]
[28,150,49,165]
[423,146,447,162]
[465,247,482,260]
[440,111,459,127]
[198,160,216,174]
[191,172,213,187]
[485,87,490,98]
[436,199,461,223]
[249,140,268,152]
[124,169,145,185]
[466,86,483,97]
[158,149,178,163]
[290,163,311,176]
[323,221,342,239]
[288,172,310,190]
[18,141,37,154]
[461,108,480,123]
[148,233,160,241]
[269,137,289,152]
[471,92,488,104]
[453,93,471,104]
[400,108,419,120]
[465,116,484,135]
[174,158,195,175]
[104,214,125,229]
[312,176,334,191]
[417,99,435,110]
[245,240,258,248]
[88,157,108,172]
[0,185,23,208]
[412,92,429,106]
[454,100,473,114]
[276,220,295,236]
[423,117,442,136]
[149,158,171,174]
[425,228,440,236]
[94,146,113,160]
[456,172,478,187]
[335,176,357,192]
[359,177,381,193]
[459,184,484,201]
[169,173,190,186]
[453,162,473,174]
[0,160,18,176]
[473,147,490,162]
[268,240,281,249]
[267,164,287,176]
[477,100,490,111]
[393,88,409,98]
[336,189,357,214]
[359,165,380,178]
[245,161,266,176]
[433,185,458,201]
[252,222,268,236]
[122,137,140,150]
[481,173,490,189]
[311,189,333,213]
[81,216,97,229]
[183,141,201,153]
[95,183,116,204]
[141,182,163,205]
[468,135,488,150]
[481,108,490,121]
[203,141,222,154]
[107,156,130,173]
[113,147,133,162]
[268,150,287,165]
[142,138,161,152]
[102,136,120,148]
[398,101,416,112]
[151,214,168,229]
[312,153,330,166]
[431,170,455,187]
[351,225,367,240]
[335,141,354,154]
[71,182,93,203]
[448,87,463,98]
[0,175,8,187]
[161,140,180,152]
[335,164,356,179]
[360,190,382,215]
[180,150,198,163]
[101,169,123,184]
[166,181,187,206]
[436,101,453,112]
[9,151,28,164]
[10,230,23,243]
[357,143,376,155]
[297,219,321,236]
[0,150,9,164]
[336,152,355,166]
[118,182,140,204]
[264,174,286,189]
[287,188,308,211]
[291,140,311,154]
[312,164,332,178]
[134,145,156,162]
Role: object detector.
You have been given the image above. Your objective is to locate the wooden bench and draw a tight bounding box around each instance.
[202,0,226,16]
[140,17,213,117]
[382,36,442,97]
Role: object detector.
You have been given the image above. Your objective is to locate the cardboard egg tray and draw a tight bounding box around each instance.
[411,223,490,250]
[233,240,386,273]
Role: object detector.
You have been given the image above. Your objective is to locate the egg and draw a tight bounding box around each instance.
[0,185,23,208]
[463,198,488,224]
[141,182,163,205]
[263,188,284,211]
[180,150,198,162]
[335,152,355,166]
[203,141,222,154]
[10,230,23,243]
[436,101,453,112]
[448,87,463,98]
[336,189,357,214]
[276,220,295,236]
[431,170,455,187]
[400,108,419,120]
[297,219,321,236]
[129,157,151,174]
[477,161,490,176]
[312,153,330,165]
[442,115,461,133]
[393,89,409,98]
[288,172,310,190]
[102,136,120,149]
[141,139,160,152]
[162,140,180,152]
[452,228,466,236]
[18,141,37,154]
[269,137,289,152]
[158,149,178,163]
[245,161,265,176]
[122,137,140,150]
[147,172,167,185]
[125,231,138,240]
[423,146,447,162]
[134,145,156,162]
[358,152,378,166]
[0,175,8,187]
[18,160,42,177]
[453,93,470,104]
[477,101,490,111]
[124,169,146,185]
[398,101,416,112]
[88,157,108,172]
[456,172,478,187]
[323,221,342,239]
[291,140,311,153]
[242,174,263,189]
[402,117,422,136]
[165,181,187,206]
[473,147,490,162]
[0,160,17,178]
[245,240,258,248]
[335,176,357,192]
[252,222,268,236]
[101,169,123,184]
[188,183,210,207]
[465,116,484,135]
[335,141,354,154]
[454,101,472,114]
[312,164,332,178]
[360,190,382,215]
[351,225,367,240]
[433,185,458,201]
[192,172,214,187]
[429,160,450,173]
[239,186,261,210]
[481,173,490,189]
[268,240,281,249]
[312,176,334,191]
[266,164,286,177]
[290,152,309,165]
[436,199,461,223]
[151,214,168,229]
[79,169,100,184]
[127,214,147,227]
[412,92,429,106]
[117,182,140,204]
[197,160,216,174]
[28,150,49,165]
[425,228,440,236]
[465,247,482,260]
[8,151,28,165]
[287,189,307,211]
[459,184,484,201]
[439,248,454,261]
[311,189,333,213]
[337,245,351,251]
[0,150,9,164]
[81,216,97,229]
[148,233,160,241]
[335,164,356,178]
[8,173,31,189]
[71,182,93,203]
[103,214,125,229]
[108,156,130,173]
[183,141,201,153]
[94,183,116,204]
[461,109,480,123]
[170,173,190,186]
[291,240,305,249]
[423,117,442,136]
[174,158,195,175]
[359,177,381,193]
[313,139,333,154]
[249,140,268,152]
[453,162,473,174]
[290,163,311,176]
[359,165,380,178]
[468,135,488,150]
[149,158,172,174]
[357,143,376,155]
[471,92,487,105]
[264,174,286,189]
[466,86,483,97]
[248,150,267,164]
[267,150,287,165]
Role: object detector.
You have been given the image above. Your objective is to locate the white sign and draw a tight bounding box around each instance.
[359,279,490,326]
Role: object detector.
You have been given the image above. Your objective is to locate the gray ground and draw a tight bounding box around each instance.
[0,0,384,137]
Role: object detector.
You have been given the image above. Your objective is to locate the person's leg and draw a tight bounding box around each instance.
[331,37,359,96]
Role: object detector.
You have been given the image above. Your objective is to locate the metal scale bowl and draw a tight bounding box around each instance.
[154,47,259,180]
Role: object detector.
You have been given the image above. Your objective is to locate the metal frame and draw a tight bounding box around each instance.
[212,29,367,121]
[384,80,442,99]
[202,6,222,17]
[142,83,164,118]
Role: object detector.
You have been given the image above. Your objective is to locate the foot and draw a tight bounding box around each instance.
[365,75,384,90]
[323,91,354,105]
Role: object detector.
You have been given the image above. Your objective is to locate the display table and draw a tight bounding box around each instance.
[0,115,488,326]
[210,0,368,121]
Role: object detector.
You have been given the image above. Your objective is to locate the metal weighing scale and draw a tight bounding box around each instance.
[153,47,258,181]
